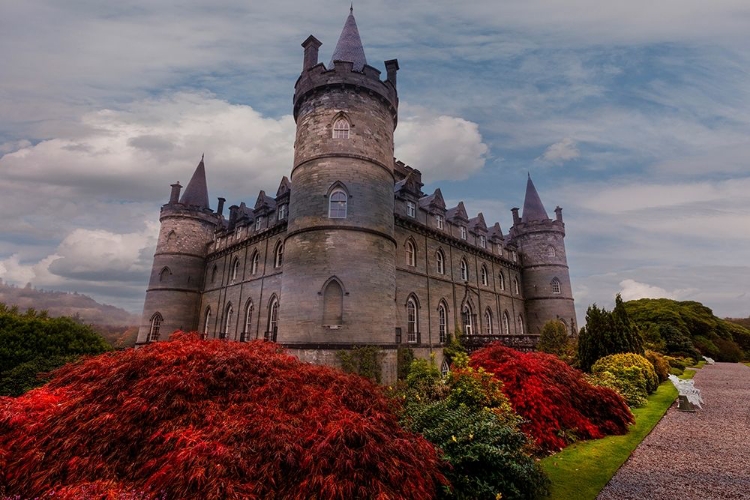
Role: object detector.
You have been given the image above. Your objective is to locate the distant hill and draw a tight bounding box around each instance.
[726,317,750,330]
[0,280,140,348]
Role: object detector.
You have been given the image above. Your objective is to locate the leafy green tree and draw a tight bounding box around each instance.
[537,320,569,357]
[0,304,111,396]
[577,294,644,372]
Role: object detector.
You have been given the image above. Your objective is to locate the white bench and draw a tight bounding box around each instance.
[668,374,704,411]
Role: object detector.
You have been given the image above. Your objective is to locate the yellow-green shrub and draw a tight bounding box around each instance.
[644,350,670,383]
[591,353,658,407]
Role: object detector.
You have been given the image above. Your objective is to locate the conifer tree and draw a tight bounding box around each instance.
[577,294,644,372]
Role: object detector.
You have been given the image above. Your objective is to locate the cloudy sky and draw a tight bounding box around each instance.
[1,0,749,322]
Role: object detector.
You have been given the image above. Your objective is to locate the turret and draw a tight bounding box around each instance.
[136,157,220,344]
[509,174,576,336]
[280,8,399,373]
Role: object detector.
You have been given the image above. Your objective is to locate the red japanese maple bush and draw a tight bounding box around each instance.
[470,343,634,453]
[0,332,446,500]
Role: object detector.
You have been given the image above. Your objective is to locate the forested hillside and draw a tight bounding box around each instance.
[0,280,139,326]
[624,298,750,362]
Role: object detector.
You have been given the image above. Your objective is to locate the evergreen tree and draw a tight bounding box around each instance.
[537,320,569,356]
[577,294,644,372]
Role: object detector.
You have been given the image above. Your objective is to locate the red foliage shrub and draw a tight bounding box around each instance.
[470,343,634,452]
[0,332,446,499]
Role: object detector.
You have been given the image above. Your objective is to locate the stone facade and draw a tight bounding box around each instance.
[136,10,577,383]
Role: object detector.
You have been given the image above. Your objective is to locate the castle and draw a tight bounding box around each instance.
[136,9,576,382]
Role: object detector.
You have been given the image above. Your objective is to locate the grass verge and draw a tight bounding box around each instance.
[539,370,696,500]
[692,360,706,369]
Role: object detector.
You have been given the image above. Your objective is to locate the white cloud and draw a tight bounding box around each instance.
[395,105,489,181]
[538,138,580,164]
[619,279,676,301]
[0,92,296,203]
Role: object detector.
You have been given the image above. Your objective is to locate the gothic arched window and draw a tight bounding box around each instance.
[243,300,254,341]
[481,265,489,286]
[499,272,506,291]
[203,307,211,339]
[438,302,448,343]
[323,279,344,326]
[274,242,284,268]
[547,246,556,258]
[502,311,510,335]
[332,118,350,139]
[231,258,240,283]
[436,249,445,275]
[148,312,163,342]
[462,303,474,336]
[518,315,525,335]
[250,251,259,275]
[221,303,234,340]
[329,189,348,218]
[267,297,279,342]
[407,297,418,343]
[159,267,170,283]
[513,277,520,295]
[551,278,561,294]
[406,240,416,267]
[460,259,469,281]
[484,309,493,335]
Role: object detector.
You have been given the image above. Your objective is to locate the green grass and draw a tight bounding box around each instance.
[692,360,706,369]
[743,362,750,368]
[539,370,696,500]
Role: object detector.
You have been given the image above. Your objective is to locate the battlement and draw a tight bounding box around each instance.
[160,203,220,226]
[293,60,398,122]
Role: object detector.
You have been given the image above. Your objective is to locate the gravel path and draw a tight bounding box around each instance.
[598,363,750,500]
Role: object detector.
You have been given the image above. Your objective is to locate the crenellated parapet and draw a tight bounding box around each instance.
[293,60,398,124]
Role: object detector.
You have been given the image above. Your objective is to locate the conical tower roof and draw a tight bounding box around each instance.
[179,156,210,209]
[329,7,367,71]
[522,173,549,222]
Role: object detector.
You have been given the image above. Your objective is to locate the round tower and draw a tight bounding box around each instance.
[279,10,399,355]
[510,175,577,336]
[136,158,219,344]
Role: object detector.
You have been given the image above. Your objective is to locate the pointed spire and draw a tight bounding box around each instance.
[522,173,549,222]
[329,7,367,71]
[179,156,210,209]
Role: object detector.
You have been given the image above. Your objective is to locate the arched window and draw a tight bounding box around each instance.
[436,249,445,275]
[484,309,493,335]
[167,230,176,243]
[250,251,259,275]
[221,303,234,340]
[460,259,469,281]
[332,118,350,139]
[243,300,254,341]
[274,242,284,268]
[231,258,240,283]
[462,303,474,336]
[551,278,561,294]
[203,307,211,339]
[499,272,506,291]
[407,298,418,343]
[159,267,170,282]
[518,315,525,335]
[148,312,163,342]
[211,265,218,283]
[513,277,520,295]
[323,279,344,325]
[547,246,556,258]
[481,265,489,286]
[502,311,510,335]
[441,359,450,377]
[406,240,416,267]
[267,297,279,342]
[329,189,348,218]
[438,302,448,343]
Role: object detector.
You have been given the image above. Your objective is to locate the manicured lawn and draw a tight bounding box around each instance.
[539,370,696,500]
[743,362,750,368]
[692,360,706,369]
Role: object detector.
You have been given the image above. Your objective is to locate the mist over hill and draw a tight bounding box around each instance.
[0,280,140,347]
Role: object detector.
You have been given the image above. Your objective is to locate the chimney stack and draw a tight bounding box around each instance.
[169,182,182,205]
[301,35,322,71]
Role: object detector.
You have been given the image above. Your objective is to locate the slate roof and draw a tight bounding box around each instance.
[468,213,487,232]
[254,190,277,212]
[446,201,468,222]
[329,7,367,72]
[179,156,210,209]
[522,174,549,222]
[488,222,504,241]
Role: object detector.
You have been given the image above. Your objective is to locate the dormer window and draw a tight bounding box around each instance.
[406,201,416,218]
[333,118,350,139]
[460,227,467,240]
[277,204,288,221]
[436,215,444,230]
[255,217,263,231]
[479,235,486,249]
